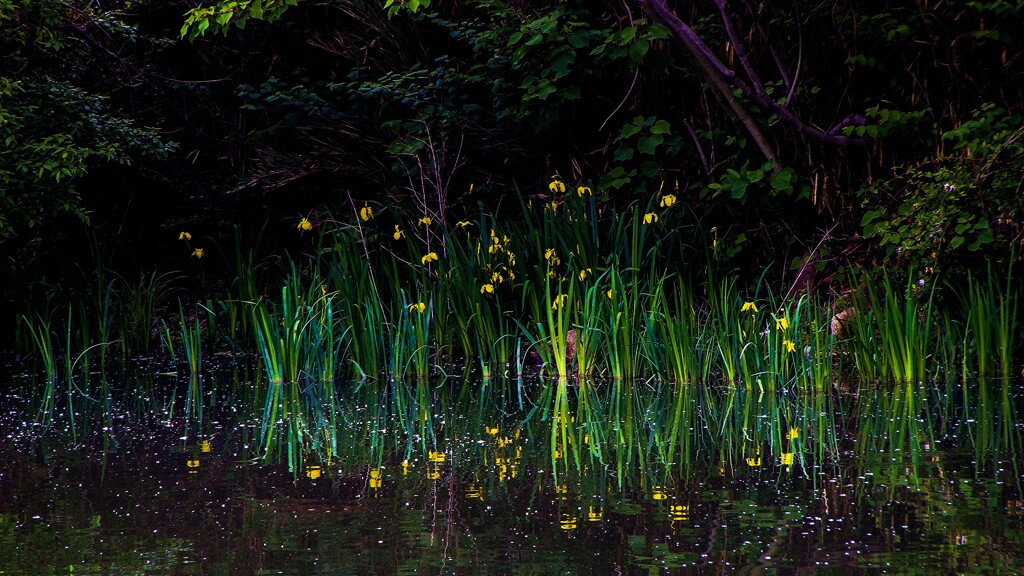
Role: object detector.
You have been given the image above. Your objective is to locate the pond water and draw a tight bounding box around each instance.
[1,372,1022,575]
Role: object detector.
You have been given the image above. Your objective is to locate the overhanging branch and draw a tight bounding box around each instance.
[635,0,870,155]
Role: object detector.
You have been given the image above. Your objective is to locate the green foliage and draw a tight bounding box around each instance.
[181,0,299,38]
[0,1,175,238]
[859,104,1023,275]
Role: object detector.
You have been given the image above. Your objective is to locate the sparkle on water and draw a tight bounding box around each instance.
[1,370,1021,575]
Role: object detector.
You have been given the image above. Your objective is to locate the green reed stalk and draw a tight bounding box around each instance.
[872,274,936,382]
[179,302,203,380]
[20,314,57,384]
[20,314,57,422]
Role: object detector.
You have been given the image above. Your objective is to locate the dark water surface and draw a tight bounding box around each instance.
[1,374,1022,575]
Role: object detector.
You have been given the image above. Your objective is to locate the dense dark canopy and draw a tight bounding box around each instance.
[2,0,1023,321]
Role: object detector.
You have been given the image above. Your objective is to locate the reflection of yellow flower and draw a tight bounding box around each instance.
[651,486,667,500]
[305,465,321,480]
[746,456,761,467]
[393,225,404,240]
[588,506,603,522]
[741,301,758,313]
[298,217,312,231]
[643,212,658,224]
[369,468,382,488]
[783,339,796,353]
[421,252,438,264]
[428,451,446,463]
[179,231,192,241]
[660,194,676,207]
[775,316,789,331]
[669,504,689,521]
[781,452,794,466]
[559,513,577,531]
[548,179,566,194]
[787,428,799,440]
[192,248,204,259]
[200,440,211,453]
[480,283,494,295]
[408,302,426,313]
[359,205,374,221]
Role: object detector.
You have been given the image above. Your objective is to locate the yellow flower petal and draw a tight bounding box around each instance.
[179,231,192,241]
[359,205,374,221]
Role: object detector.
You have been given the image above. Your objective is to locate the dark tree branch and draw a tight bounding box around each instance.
[635,0,870,155]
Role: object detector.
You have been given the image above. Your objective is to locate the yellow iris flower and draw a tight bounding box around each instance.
[298,217,312,231]
[551,293,568,311]
[408,302,426,313]
[359,205,374,221]
[179,231,192,241]
[741,301,758,313]
[643,212,658,224]
[421,252,438,264]
[192,248,204,259]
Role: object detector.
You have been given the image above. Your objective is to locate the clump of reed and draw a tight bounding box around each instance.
[12,178,1024,457]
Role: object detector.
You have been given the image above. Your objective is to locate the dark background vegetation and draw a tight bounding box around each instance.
[2,0,1023,346]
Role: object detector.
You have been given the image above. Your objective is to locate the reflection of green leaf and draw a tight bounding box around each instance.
[612,500,644,516]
